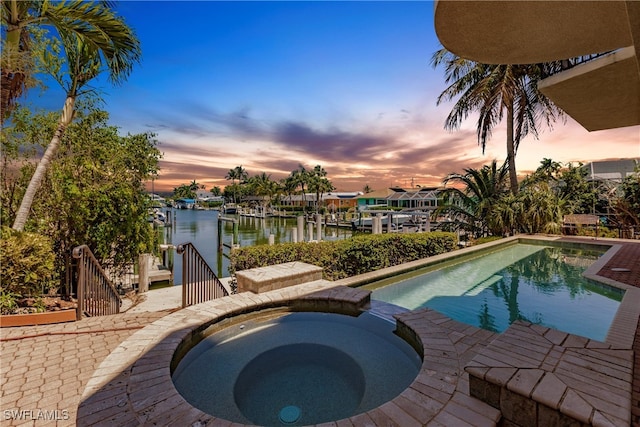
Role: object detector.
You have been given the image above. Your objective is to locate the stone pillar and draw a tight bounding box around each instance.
[297,216,305,242]
[269,234,275,245]
[375,213,383,234]
[387,213,393,233]
[425,213,431,232]
[316,214,322,242]
[292,228,298,243]
[138,253,151,293]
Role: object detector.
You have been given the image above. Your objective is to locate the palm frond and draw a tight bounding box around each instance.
[42,0,141,84]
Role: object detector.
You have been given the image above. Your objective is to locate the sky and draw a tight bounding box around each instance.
[26,1,640,193]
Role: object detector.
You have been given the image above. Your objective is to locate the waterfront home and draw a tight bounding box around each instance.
[357,187,441,211]
[279,192,360,211]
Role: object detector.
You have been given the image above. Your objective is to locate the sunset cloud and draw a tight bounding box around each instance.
[49,1,635,194]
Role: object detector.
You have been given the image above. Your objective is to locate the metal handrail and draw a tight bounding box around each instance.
[72,245,121,320]
[176,242,229,308]
[542,51,616,78]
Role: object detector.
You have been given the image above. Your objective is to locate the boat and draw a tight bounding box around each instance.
[223,203,238,214]
[351,214,414,230]
[148,208,167,225]
[175,198,196,209]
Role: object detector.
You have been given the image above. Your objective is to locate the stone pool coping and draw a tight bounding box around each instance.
[466,321,634,426]
[77,282,501,426]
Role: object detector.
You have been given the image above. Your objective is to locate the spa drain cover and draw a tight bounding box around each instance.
[279,405,301,424]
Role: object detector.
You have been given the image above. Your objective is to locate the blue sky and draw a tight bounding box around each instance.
[28,1,640,192]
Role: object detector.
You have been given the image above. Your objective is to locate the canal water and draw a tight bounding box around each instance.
[158,208,353,284]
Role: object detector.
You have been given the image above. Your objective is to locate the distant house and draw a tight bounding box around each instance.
[323,192,361,211]
[357,187,442,211]
[357,189,397,209]
[582,158,639,183]
[279,194,317,208]
[386,187,440,210]
[279,192,361,210]
[195,190,224,203]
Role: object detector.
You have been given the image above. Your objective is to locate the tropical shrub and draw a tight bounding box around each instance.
[436,160,510,237]
[230,232,457,280]
[0,226,56,297]
[576,226,618,238]
[613,169,640,227]
[473,236,504,246]
[2,106,160,284]
[0,292,19,315]
[493,182,566,235]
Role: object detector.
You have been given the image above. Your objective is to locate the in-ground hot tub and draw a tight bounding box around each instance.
[171,309,421,426]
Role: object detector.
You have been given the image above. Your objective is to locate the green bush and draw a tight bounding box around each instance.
[230,232,457,280]
[576,225,618,238]
[0,292,19,315]
[1,226,56,297]
[473,236,504,246]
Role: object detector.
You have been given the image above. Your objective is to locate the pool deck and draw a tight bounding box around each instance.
[0,235,638,426]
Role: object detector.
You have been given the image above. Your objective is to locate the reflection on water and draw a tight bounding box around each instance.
[370,244,622,341]
[158,209,353,283]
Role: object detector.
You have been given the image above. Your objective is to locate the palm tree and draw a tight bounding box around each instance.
[363,184,373,194]
[437,160,509,237]
[309,164,329,212]
[280,176,297,207]
[317,177,335,209]
[308,176,334,213]
[536,158,562,182]
[189,179,203,192]
[225,165,248,204]
[250,172,277,207]
[431,49,563,194]
[234,165,248,183]
[1,1,137,121]
[225,168,238,185]
[290,164,310,207]
[11,2,141,230]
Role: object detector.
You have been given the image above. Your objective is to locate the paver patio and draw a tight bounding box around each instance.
[1,313,167,426]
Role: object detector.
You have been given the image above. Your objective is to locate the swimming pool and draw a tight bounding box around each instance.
[364,243,623,341]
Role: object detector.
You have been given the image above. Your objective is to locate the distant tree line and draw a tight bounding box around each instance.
[171,164,337,213]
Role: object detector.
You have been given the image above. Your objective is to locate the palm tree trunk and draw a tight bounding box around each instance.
[506,103,518,195]
[12,96,75,231]
[1,15,25,122]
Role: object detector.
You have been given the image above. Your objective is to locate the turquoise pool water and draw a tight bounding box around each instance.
[367,243,623,341]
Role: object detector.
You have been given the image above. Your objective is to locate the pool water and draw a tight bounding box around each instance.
[367,243,623,341]
[172,311,421,426]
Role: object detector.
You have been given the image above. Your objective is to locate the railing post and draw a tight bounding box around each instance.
[74,246,85,321]
[177,244,187,308]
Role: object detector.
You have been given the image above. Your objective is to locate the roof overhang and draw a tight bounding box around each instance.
[538,47,640,131]
[434,0,633,64]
